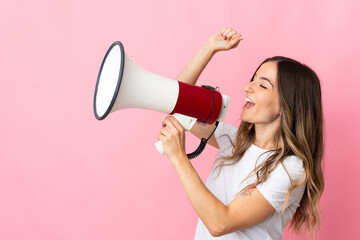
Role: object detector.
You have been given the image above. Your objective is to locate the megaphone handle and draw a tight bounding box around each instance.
[172,113,197,131]
[155,114,197,155]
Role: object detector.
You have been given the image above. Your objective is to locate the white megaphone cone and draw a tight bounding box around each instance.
[93,41,231,157]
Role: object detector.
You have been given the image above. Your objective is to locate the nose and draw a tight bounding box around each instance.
[244,81,255,93]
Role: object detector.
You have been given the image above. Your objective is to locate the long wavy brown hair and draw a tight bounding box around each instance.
[216,56,324,238]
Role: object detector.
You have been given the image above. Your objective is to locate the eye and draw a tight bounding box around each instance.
[260,85,267,89]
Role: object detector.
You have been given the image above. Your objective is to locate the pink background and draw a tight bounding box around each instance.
[1,0,359,239]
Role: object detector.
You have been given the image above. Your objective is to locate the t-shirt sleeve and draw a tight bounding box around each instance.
[256,156,305,213]
[214,122,238,155]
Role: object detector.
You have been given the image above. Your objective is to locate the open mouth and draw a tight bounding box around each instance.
[244,97,255,109]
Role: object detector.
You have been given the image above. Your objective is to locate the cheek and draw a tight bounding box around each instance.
[259,95,281,115]
[257,93,278,106]
[268,99,281,117]
[271,99,281,112]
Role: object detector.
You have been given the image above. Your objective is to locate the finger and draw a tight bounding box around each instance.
[169,116,185,133]
[226,30,237,40]
[213,31,222,39]
[223,28,232,39]
[219,28,227,40]
[167,118,181,135]
[220,27,230,35]
[229,35,242,44]
[162,117,179,135]
[157,133,166,142]
[161,116,168,127]
[228,34,244,48]
[222,28,232,39]
[162,116,173,128]
[231,33,244,40]
[159,127,171,137]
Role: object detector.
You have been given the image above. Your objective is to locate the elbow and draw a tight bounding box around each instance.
[207,208,232,237]
[208,223,228,237]
[209,230,223,238]
[208,220,246,237]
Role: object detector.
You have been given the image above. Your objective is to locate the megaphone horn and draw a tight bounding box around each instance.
[93,41,231,158]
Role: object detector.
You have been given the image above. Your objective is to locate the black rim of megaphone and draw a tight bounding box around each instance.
[93,41,125,120]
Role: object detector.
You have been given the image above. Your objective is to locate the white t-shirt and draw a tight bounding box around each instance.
[194,122,306,240]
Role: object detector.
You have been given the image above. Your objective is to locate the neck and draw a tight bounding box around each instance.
[253,118,282,151]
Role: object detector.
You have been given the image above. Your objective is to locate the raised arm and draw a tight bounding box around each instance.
[176,27,244,148]
[177,27,244,85]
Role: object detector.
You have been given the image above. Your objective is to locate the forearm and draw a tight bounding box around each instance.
[176,43,215,85]
[171,154,228,235]
[177,28,243,86]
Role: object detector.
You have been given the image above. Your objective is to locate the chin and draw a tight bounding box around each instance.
[240,113,253,123]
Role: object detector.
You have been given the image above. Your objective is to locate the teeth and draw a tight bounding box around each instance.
[246,97,254,104]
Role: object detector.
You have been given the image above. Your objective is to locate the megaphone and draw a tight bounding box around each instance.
[93,41,230,158]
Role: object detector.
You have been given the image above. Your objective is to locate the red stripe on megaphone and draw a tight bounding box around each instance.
[170,81,222,124]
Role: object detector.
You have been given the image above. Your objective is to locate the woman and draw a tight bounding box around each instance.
[157,27,324,239]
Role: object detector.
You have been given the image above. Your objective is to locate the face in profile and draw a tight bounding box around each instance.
[241,61,281,126]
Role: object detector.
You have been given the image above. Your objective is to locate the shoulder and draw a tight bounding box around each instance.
[260,155,305,193]
[256,155,305,213]
[279,155,305,183]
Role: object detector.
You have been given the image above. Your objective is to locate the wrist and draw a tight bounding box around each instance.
[201,42,216,56]
[169,151,189,168]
